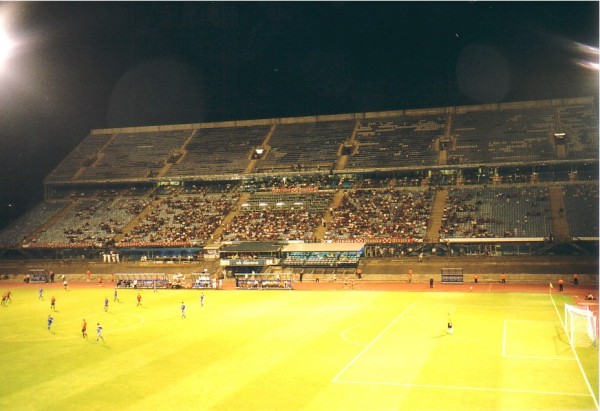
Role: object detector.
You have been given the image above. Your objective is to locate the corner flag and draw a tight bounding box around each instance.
[549,282,553,289]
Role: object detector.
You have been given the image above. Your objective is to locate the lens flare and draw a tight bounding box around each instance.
[0,28,15,67]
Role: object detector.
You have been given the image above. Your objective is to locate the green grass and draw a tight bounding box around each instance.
[0,285,598,411]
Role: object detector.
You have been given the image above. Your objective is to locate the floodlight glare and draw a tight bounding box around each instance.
[0,27,14,67]
[0,5,21,73]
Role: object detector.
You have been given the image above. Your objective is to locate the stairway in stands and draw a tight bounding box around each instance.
[26,200,80,243]
[548,185,570,242]
[114,188,159,243]
[425,189,448,243]
[72,132,118,180]
[244,124,277,174]
[313,190,345,240]
[209,192,250,243]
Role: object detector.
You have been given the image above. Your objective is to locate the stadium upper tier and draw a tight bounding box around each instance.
[44,97,598,184]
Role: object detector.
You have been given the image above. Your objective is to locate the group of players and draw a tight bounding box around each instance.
[36,284,206,342]
[38,285,106,342]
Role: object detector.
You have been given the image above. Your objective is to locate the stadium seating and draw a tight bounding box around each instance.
[1,97,597,253]
[440,186,552,239]
[77,130,189,180]
[121,186,239,246]
[46,133,113,182]
[323,188,434,242]
[450,106,557,164]
[347,115,442,169]
[30,194,149,248]
[557,104,600,159]
[0,201,71,247]
[167,125,271,176]
[257,120,354,172]
[563,184,599,238]
[221,192,333,242]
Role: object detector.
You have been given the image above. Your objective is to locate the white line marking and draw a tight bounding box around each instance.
[503,354,575,361]
[335,379,592,397]
[415,303,554,310]
[332,304,413,383]
[340,323,379,347]
[550,293,599,409]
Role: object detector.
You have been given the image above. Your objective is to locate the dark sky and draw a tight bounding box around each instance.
[0,1,598,228]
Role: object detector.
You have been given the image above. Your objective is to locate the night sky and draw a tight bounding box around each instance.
[0,1,598,228]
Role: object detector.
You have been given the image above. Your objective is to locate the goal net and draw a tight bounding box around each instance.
[564,304,597,347]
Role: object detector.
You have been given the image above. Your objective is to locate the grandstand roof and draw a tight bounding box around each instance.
[219,242,283,254]
[282,243,365,253]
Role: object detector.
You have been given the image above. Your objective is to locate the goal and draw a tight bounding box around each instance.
[564,304,597,347]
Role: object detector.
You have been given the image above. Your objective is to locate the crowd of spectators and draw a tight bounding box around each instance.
[220,191,332,242]
[221,209,322,242]
[120,186,239,246]
[3,177,591,251]
[323,188,434,242]
[31,193,148,248]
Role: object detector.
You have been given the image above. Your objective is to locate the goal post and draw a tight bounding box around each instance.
[564,304,597,347]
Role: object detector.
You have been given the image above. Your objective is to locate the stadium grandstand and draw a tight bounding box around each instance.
[0,96,597,284]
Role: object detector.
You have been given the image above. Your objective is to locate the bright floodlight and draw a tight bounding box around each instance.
[0,14,16,71]
[0,30,14,66]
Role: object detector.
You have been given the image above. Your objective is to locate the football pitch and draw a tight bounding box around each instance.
[0,284,598,411]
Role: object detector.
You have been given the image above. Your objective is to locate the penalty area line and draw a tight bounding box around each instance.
[332,304,413,383]
[334,379,593,398]
[550,293,600,410]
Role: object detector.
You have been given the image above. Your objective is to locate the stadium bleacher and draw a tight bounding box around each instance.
[30,195,148,248]
[167,125,271,177]
[557,104,600,159]
[257,120,355,172]
[0,96,592,256]
[221,191,333,242]
[121,186,239,246]
[0,201,71,247]
[440,186,552,239]
[347,115,443,169]
[563,183,599,239]
[451,106,557,165]
[323,188,434,242]
[46,133,114,182]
